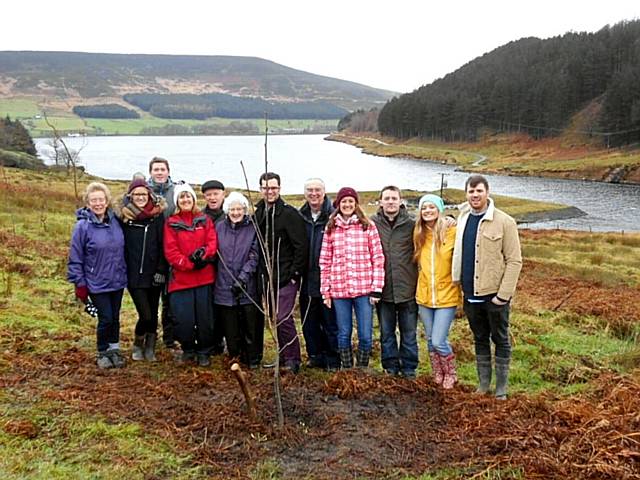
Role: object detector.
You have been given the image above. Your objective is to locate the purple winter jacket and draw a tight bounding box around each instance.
[67,207,127,293]
[213,215,259,307]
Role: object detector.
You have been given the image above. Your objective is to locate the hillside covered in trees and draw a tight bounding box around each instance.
[0,117,42,168]
[0,117,36,155]
[378,20,640,147]
[123,93,347,120]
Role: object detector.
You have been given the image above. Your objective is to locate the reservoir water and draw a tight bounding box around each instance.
[35,134,640,232]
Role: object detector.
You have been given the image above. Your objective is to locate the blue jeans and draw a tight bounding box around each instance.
[418,305,456,356]
[377,300,419,374]
[333,296,373,352]
[90,289,124,353]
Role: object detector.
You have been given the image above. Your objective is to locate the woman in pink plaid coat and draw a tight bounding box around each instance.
[319,187,385,368]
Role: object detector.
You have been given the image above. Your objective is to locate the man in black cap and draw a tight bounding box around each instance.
[202,179,226,355]
[202,180,226,224]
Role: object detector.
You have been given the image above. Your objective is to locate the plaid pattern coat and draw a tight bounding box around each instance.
[319,214,385,300]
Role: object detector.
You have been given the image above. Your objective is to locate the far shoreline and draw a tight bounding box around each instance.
[326,133,640,186]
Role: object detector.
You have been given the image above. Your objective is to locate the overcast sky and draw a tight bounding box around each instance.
[2,1,638,93]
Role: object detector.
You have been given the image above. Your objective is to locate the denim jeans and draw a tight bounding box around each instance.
[377,300,419,373]
[90,289,124,353]
[463,299,511,359]
[333,296,373,352]
[418,305,457,356]
[299,294,339,368]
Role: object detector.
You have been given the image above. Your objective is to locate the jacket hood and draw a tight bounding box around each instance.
[335,213,361,227]
[75,207,115,225]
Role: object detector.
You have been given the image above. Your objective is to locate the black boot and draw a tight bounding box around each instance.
[144,333,157,362]
[132,336,145,361]
[197,354,211,367]
[339,348,353,369]
[475,354,492,394]
[495,356,510,400]
[107,348,126,368]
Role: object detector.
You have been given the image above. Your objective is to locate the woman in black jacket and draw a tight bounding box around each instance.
[116,178,167,361]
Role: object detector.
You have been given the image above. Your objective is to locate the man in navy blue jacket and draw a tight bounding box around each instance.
[298,178,339,371]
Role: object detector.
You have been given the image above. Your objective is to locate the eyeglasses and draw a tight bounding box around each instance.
[260,186,280,191]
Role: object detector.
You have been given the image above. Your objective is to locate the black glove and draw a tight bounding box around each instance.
[189,247,207,269]
[231,280,246,299]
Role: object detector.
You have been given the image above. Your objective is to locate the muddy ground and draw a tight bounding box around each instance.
[2,340,639,479]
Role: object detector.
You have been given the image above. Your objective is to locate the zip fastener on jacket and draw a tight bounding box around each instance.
[430,234,437,307]
[139,224,149,274]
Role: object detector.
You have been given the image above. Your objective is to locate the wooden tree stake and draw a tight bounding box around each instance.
[231,363,257,420]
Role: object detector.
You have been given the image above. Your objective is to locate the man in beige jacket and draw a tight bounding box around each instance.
[453,175,522,399]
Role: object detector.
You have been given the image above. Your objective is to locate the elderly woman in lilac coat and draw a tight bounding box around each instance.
[213,192,263,368]
[68,182,128,369]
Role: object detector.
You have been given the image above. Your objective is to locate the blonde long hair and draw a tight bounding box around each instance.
[413,214,447,262]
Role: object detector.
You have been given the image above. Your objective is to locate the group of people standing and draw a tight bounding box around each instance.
[67,156,522,399]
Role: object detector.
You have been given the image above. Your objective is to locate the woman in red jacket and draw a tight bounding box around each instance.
[164,184,218,367]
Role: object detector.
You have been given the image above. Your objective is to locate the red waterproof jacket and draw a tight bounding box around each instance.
[164,210,217,293]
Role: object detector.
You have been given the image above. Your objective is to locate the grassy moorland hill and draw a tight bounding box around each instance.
[0,51,397,137]
[1,167,639,479]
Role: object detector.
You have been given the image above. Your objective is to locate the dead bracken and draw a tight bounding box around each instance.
[1,345,639,479]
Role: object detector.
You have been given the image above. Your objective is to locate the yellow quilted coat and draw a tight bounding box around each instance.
[416,226,461,308]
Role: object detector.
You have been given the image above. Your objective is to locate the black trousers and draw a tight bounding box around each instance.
[299,294,339,369]
[170,284,215,355]
[161,287,175,346]
[463,299,512,360]
[129,286,161,336]
[215,303,264,366]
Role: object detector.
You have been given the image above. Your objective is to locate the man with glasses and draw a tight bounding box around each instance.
[254,172,308,373]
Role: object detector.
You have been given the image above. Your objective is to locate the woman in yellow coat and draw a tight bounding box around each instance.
[414,194,461,389]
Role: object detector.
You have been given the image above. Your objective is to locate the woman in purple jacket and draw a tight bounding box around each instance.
[68,182,128,369]
[213,192,263,368]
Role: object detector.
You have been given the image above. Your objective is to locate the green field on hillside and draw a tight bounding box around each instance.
[0,97,338,137]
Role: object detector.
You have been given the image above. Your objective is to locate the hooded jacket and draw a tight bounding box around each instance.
[163,210,218,293]
[213,215,259,306]
[416,226,461,308]
[371,205,418,303]
[319,214,385,299]
[254,197,308,288]
[115,196,168,289]
[67,208,127,293]
[299,196,334,297]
